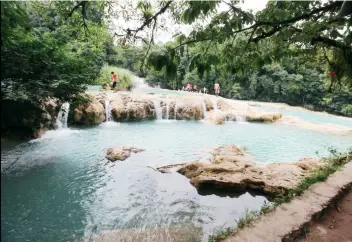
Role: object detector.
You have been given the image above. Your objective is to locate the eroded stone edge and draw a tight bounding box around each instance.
[225,161,352,242]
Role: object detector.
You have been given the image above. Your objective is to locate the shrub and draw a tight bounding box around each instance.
[94,64,133,90]
[341,104,352,117]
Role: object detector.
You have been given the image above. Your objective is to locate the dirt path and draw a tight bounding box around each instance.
[300,189,352,242]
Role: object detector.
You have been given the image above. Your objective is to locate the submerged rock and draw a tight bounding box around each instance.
[85,225,202,242]
[176,145,323,196]
[106,146,145,162]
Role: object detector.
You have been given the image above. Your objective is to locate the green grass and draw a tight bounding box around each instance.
[94,64,134,90]
[208,149,351,242]
[273,150,351,204]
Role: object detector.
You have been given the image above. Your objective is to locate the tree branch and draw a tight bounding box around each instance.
[140,18,158,73]
[65,1,86,20]
[131,0,173,37]
[256,1,342,27]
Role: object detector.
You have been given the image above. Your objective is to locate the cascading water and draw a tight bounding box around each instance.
[166,101,170,120]
[202,99,207,119]
[174,102,177,120]
[236,115,246,122]
[104,99,112,122]
[56,102,70,129]
[236,112,248,123]
[153,100,162,120]
[211,99,218,111]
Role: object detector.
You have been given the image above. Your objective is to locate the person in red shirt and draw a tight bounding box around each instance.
[111,72,118,89]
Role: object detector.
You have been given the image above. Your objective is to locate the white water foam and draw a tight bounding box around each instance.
[104,100,112,122]
[153,100,162,120]
[56,102,70,129]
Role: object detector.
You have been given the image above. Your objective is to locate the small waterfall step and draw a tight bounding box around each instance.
[201,99,207,119]
[236,112,248,123]
[166,100,170,120]
[153,100,162,120]
[105,99,112,122]
[56,102,70,129]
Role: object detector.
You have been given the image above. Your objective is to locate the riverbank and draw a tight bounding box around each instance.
[222,160,352,242]
[205,157,352,242]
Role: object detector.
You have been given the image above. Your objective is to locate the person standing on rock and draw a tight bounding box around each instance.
[111,72,118,90]
[214,82,220,97]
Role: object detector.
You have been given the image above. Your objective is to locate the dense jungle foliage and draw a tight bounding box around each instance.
[1,0,351,138]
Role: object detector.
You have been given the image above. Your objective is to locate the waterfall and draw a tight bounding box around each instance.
[236,112,247,123]
[202,99,207,119]
[104,99,112,122]
[153,100,162,120]
[174,102,177,120]
[166,101,170,120]
[211,99,218,110]
[56,102,70,129]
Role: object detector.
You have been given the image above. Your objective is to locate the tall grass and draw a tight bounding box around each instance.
[95,64,134,90]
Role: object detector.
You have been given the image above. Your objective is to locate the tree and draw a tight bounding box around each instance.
[1,1,112,136]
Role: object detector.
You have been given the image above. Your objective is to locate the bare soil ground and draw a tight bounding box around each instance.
[300,190,352,242]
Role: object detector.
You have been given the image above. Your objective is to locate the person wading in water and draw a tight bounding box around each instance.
[214,82,220,97]
[111,72,118,90]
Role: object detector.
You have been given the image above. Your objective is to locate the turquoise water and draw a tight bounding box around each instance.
[86,85,101,92]
[2,120,352,242]
[133,87,188,96]
[251,105,352,128]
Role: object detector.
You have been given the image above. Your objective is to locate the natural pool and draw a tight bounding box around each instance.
[2,115,352,242]
[247,105,352,129]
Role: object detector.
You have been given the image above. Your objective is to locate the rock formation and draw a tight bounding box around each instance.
[106,146,145,162]
[71,94,105,125]
[77,92,283,124]
[160,144,324,196]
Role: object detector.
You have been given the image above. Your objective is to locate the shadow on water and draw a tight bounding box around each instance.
[197,182,268,198]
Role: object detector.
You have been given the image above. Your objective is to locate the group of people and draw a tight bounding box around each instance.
[110,72,221,97]
[181,83,221,97]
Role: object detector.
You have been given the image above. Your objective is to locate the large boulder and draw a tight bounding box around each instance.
[71,94,105,125]
[106,146,145,162]
[176,145,323,196]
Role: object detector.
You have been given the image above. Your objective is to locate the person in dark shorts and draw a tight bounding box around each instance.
[111,72,118,89]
